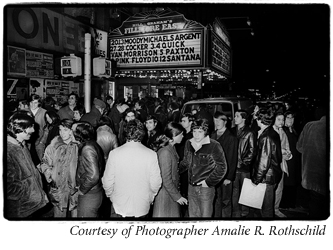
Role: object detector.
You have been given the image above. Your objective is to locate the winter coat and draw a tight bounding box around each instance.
[180,137,227,187]
[296,116,327,196]
[6,136,48,218]
[76,141,105,195]
[96,125,118,161]
[153,144,182,217]
[211,129,238,181]
[232,125,256,173]
[252,126,282,185]
[38,136,78,211]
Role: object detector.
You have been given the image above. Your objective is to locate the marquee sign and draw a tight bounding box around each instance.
[109,8,205,70]
[211,32,231,76]
[109,30,203,68]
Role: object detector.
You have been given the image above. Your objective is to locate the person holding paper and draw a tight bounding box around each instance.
[251,108,282,218]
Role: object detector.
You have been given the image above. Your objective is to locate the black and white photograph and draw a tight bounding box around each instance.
[1,0,331,248]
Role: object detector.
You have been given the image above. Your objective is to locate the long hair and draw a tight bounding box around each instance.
[45,110,60,127]
[256,108,274,126]
[7,112,35,138]
[152,122,184,151]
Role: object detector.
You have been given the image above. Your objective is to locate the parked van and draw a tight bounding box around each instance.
[181,97,253,127]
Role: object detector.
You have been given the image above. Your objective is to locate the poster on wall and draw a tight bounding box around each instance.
[29,78,45,98]
[69,82,80,95]
[7,46,26,76]
[45,79,73,104]
[26,50,54,78]
[7,78,29,101]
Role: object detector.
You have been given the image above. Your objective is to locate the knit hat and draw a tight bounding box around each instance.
[117,104,129,113]
[93,98,106,109]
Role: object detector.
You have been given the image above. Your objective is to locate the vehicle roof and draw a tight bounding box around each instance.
[184,97,252,104]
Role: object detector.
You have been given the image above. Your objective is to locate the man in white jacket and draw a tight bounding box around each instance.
[102,119,162,218]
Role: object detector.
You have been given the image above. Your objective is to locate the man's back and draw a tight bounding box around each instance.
[102,141,161,217]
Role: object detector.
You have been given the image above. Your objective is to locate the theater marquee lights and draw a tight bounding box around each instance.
[109,8,205,70]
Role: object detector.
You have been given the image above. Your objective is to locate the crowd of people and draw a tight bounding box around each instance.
[5,92,328,219]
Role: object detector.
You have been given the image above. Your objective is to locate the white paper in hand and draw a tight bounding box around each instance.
[239,178,267,209]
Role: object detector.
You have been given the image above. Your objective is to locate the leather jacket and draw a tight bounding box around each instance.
[180,138,227,187]
[76,141,105,194]
[232,125,256,173]
[252,126,282,185]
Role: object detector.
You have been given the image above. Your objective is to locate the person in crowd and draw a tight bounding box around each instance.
[272,111,292,218]
[102,119,162,218]
[6,112,49,218]
[142,115,163,150]
[180,119,227,217]
[118,107,138,145]
[73,104,86,122]
[42,96,57,112]
[38,119,79,218]
[196,103,214,135]
[167,102,181,123]
[296,107,328,219]
[71,122,105,218]
[96,116,118,161]
[18,99,30,111]
[134,99,148,122]
[57,92,78,120]
[108,101,129,136]
[38,110,61,154]
[152,123,188,217]
[29,94,47,163]
[54,101,62,111]
[211,111,238,218]
[231,110,256,218]
[251,108,282,218]
[80,98,106,128]
[176,113,195,217]
[106,95,114,109]
[153,98,167,128]
[280,111,302,210]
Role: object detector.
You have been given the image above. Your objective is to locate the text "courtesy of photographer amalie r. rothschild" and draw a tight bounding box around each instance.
[69,224,327,239]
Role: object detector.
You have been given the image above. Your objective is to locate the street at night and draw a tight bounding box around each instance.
[1,2,331,247]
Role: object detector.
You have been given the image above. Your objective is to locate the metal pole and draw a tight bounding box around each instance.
[84,33,91,113]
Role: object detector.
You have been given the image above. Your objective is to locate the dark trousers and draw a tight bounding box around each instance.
[77,189,103,218]
[179,170,189,217]
[250,183,276,218]
[308,190,329,219]
[214,181,233,218]
[232,171,250,217]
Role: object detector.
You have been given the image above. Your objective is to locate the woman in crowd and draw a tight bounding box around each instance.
[6,112,49,218]
[42,110,61,149]
[281,110,302,209]
[272,111,292,218]
[73,104,86,121]
[38,119,79,218]
[152,122,188,217]
[72,121,105,218]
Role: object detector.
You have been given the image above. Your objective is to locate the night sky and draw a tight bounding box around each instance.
[167,3,330,100]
